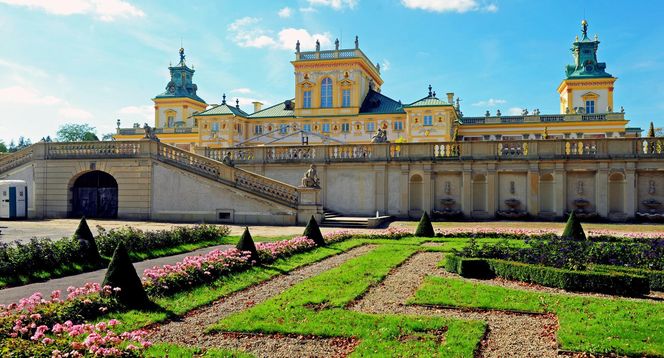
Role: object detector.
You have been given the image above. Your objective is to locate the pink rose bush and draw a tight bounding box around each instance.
[0,284,150,357]
[255,236,316,263]
[435,227,663,241]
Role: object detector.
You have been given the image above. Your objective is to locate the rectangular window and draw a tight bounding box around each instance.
[303,91,312,109]
[393,121,403,131]
[237,124,242,134]
[303,124,312,132]
[322,123,330,133]
[423,115,433,126]
[211,122,220,132]
[341,123,350,132]
[585,100,595,114]
[167,116,175,128]
[254,125,263,135]
[279,124,288,134]
[342,89,351,107]
[366,122,375,132]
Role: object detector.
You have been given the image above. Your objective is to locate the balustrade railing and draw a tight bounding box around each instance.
[46,142,141,158]
[0,147,34,174]
[498,142,528,157]
[328,145,373,160]
[433,143,460,158]
[267,146,317,161]
[640,138,664,155]
[565,140,597,156]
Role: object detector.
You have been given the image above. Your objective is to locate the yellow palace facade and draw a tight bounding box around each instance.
[115,21,640,150]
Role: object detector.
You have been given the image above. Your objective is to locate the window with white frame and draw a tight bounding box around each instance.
[303,90,312,108]
[322,123,330,133]
[585,100,595,114]
[303,124,312,132]
[423,115,433,126]
[393,121,404,131]
[342,89,351,107]
[320,78,333,108]
[341,123,350,132]
[366,122,375,132]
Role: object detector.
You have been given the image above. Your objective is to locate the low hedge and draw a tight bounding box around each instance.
[592,265,664,292]
[445,254,650,296]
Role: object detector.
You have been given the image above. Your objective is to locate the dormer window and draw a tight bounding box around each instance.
[321,78,332,108]
[585,100,595,114]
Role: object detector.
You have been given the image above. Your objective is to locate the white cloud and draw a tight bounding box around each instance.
[230,88,252,94]
[0,0,144,21]
[472,98,506,107]
[278,7,292,17]
[58,106,93,120]
[381,59,391,72]
[228,17,331,51]
[0,59,49,77]
[299,7,317,13]
[0,85,62,105]
[401,0,497,13]
[508,107,523,115]
[118,105,152,120]
[306,0,357,10]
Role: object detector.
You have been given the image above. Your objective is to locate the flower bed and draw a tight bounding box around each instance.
[0,284,150,357]
[436,227,663,242]
[256,236,317,263]
[96,224,230,257]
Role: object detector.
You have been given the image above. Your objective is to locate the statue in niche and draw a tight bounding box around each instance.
[444,181,451,195]
[510,181,515,195]
[222,152,234,167]
[301,164,321,188]
[143,123,159,142]
[649,180,656,195]
[371,128,388,143]
[576,180,584,195]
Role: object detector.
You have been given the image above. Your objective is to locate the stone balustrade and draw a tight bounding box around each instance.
[462,111,624,125]
[199,138,664,164]
[0,147,34,174]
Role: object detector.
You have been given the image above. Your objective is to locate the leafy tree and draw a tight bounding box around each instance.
[415,211,435,237]
[56,123,99,142]
[561,211,586,241]
[102,243,150,308]
[236,227,259,263]
[303,215,325,246]
[8,137,32,152]
[0,140,7,153]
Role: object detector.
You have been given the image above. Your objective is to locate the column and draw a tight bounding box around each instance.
[461,163,472,216]
[486,164,497,216]
[596,162,609,217]
[527,163,539,216]
[625,162,636,218]
[400,164,409,218]
[422,164,433,214]
[554,163,566,216]
[373,164,386,215]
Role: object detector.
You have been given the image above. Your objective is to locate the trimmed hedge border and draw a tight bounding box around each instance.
[445,254,650,296]
[592,265,664,292]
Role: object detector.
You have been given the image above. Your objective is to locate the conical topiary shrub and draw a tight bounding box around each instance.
[102,243,150,308]
[303,215,325,246]
[561,211,586,241]
[236,227,260,263]
[73,217,103,265]
[415,211,435,238]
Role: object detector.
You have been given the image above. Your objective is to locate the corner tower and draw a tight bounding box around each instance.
[557,20,616,115]
[291,36,383,117]
[153,48,207,128]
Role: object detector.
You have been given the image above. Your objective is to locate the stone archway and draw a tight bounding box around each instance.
[409,174,423,216]
[70,170,118,218]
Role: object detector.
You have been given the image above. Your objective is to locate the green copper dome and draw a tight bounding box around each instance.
[565,20,613,79]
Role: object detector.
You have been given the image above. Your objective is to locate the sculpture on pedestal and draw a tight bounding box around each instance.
[301,164,321,188]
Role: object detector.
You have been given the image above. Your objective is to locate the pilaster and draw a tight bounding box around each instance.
[624,162,636,218]
[596,162,609,217]
[461,163,472,216]
[554,163,566,216]
[527,163,539,216]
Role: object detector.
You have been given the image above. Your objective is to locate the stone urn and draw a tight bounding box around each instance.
[573,198,590,213]
[504,198,521,211]
[441,198,456,210]
[642,198,662,214]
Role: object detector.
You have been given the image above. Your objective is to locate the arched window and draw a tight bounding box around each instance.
[320,78,332,108]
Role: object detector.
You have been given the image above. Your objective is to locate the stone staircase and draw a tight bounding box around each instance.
[319,208,370,228]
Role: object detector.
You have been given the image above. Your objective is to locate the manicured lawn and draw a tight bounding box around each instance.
[394,220,664,234]
[145,343,254,357]
[102,239,365,332]
[410,276,664,356]
[209,243,486,357]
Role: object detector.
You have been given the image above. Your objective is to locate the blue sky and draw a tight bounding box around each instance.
[0,0,663,143]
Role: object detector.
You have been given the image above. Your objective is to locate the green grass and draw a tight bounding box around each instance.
[209,243,486,357]
[145,343,254,357]
[411,276,664,356]
[103,240,364,332]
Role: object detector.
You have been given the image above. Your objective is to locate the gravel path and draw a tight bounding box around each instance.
[349,251,561,358]
[0,244,233,305]
[148,244,375,357]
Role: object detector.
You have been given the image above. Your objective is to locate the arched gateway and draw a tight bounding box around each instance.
[70,170,118,218]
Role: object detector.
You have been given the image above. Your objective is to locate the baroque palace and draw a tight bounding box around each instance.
[114,20,641,149]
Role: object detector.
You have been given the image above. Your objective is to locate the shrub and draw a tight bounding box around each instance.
[415,212,435,237]
[561,211,586,241]
[303,215,325,246]
[96,224,230,257]
[592,265,664,292]
[236,227,259,263]
[102,243,150,308]
[256,237,316,263]
[444,254,493,279]
[73,217,103,265]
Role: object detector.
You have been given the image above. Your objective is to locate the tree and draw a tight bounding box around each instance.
[303,215,325,246]
[73,217,103,265]
[0,140,7,153]
[561,211,586,241]
[102,243,150,308]
[415,211,435,237]
[236,227,260,263]
[56,124,99,142]
[8,137,32,152]
[648,122,656,138]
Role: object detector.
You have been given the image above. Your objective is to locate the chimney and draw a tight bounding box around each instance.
[446,92,454,104]
[252,101,263,113]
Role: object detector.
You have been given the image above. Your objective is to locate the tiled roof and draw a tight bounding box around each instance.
[359,90,405,114]
[406,95,452,108]
[248,100,295,119]
[196,103,249,117]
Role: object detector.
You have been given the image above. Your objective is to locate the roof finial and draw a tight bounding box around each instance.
[179,47,185,64]
[236,98,240,108]
[222,93,226,104]
[315,39,320,52]
[432,91,436,97]
[581,19,588,39]
[428,84,432,96]
[354,35,359,49]
[335,38,339,50]
[296,40,300,53]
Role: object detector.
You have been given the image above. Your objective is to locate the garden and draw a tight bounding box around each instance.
[0,213,662,357]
